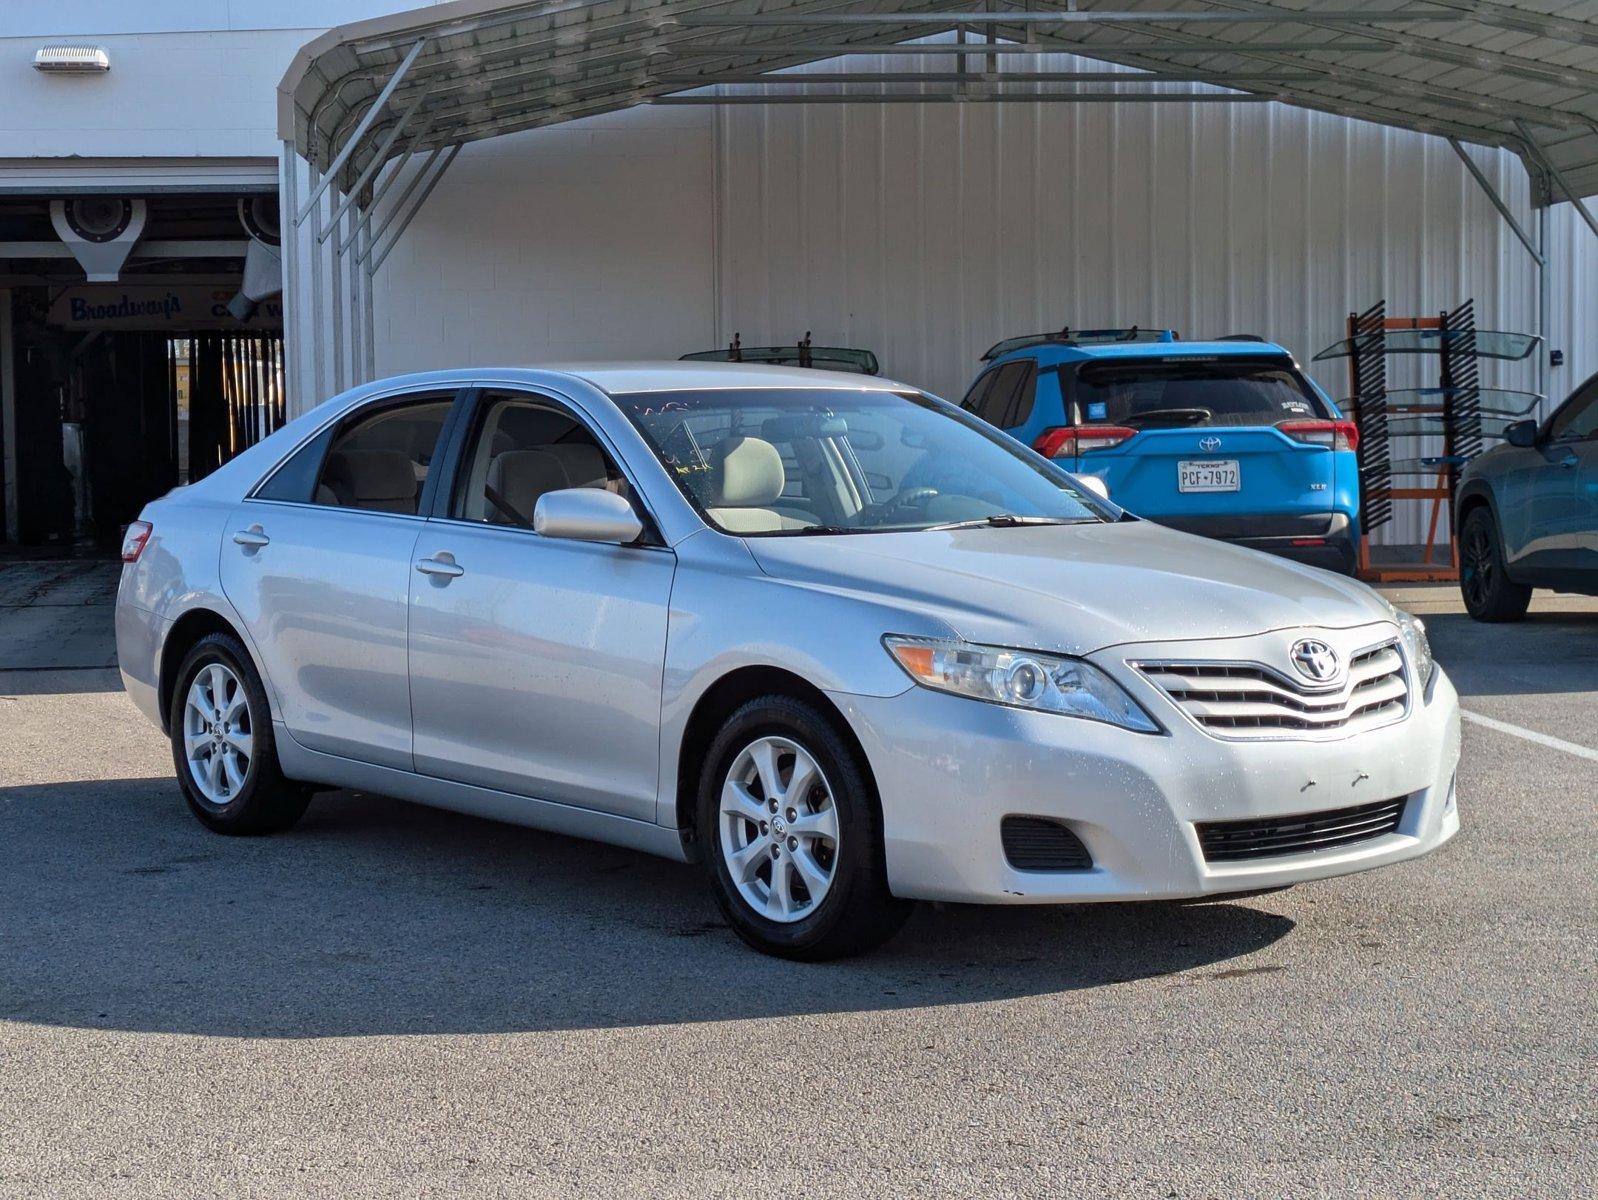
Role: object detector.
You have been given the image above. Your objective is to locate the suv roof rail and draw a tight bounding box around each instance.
[1216,333,1268,342]
[981,327,1178,361]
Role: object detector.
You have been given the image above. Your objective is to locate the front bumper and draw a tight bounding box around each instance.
[831,642,1460,905]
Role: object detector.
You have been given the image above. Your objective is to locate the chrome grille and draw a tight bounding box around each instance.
[1135,640,1408,739]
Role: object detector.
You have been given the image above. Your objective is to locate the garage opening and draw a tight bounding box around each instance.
[0,192,286,550]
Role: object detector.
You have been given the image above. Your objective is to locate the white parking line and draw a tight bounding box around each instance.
[1462,710,1598,764]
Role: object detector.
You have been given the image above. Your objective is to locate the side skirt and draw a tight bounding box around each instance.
[274,723,692,864]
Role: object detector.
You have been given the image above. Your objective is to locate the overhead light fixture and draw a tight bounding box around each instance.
[33,45,111,73]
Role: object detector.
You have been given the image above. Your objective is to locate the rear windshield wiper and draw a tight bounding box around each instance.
[924,515,1092,531]
[1122,407,1214,428]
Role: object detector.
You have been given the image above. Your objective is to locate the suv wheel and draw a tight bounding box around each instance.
[169,633,311,834]
[1460,506,1531,622]
[697,696,911,960]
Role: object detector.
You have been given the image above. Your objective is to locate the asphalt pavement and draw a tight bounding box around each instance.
[0,563,1593,1197]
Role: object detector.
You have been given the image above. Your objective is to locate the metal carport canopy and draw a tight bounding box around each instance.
[278,0,1598,212]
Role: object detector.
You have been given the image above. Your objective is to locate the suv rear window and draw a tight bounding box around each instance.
[1069,359,1328,430]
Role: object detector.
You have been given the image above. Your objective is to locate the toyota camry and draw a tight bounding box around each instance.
[116,363,1460,959]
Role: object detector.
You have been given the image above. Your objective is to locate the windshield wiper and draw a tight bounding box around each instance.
[924,515,1091,532]
[781,524,866,536]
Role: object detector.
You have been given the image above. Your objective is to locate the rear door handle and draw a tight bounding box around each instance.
[415,556,464,579]
[232,527,270,549]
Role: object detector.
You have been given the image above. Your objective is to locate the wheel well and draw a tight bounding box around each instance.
[1456,489,1492,536]
[674,666,875,851]
[158,608,245,732]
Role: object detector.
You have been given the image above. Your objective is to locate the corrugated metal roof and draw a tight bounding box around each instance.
[278,1,1598,205]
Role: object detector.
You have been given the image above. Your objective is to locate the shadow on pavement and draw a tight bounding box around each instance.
[0,777,1293,1038]
[0,668,124,697]
[0,560,120,671]
[1424,611,1598,699]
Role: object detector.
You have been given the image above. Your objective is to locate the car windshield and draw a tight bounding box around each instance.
[614,388,1109,536]
[1072,359,1330,430]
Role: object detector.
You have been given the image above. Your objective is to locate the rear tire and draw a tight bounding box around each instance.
[697,695,911,960]
[1460,506,1531,622]
[168,632,310,835]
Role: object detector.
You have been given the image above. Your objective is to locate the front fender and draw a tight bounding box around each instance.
[656,531,955,827]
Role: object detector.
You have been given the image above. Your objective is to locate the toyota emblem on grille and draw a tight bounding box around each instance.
[1289,638,1339,683]
[1199,435,1222,452]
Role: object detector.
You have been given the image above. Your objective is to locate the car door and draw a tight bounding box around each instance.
[1545,376,1598,584]
[406,388,675,821]
[221,389,462,769]
[1500,376,1598,577]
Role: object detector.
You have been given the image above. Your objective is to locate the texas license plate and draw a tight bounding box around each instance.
[1178,459,1241,492]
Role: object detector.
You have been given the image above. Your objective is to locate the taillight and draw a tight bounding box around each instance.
[1033,426,1137,458]
[121,520,153,563]
[1277,419,1359,452]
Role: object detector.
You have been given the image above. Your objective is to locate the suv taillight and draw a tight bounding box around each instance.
[121,520,153,563]
[1033,426,1137,458]
[1278,419,1359,452]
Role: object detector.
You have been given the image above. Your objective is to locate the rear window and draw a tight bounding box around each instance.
[1069,359,1328,430]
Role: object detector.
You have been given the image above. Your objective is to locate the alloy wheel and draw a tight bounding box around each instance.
[718,736,840,923]
[183,662,253,806]
[1462,521,1493,608]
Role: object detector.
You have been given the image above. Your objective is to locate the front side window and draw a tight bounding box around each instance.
[1547,377,1598,443]
[615,388,1107,536]
[452,393,630,528]
[313,397,453,515]
[1070,359,1329,430]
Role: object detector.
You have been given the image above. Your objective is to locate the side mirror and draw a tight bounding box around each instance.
[533,488,644,545]
[1504,419,1538,448]
[1076,474,1111,502]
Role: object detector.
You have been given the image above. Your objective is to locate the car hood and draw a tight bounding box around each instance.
[745,519,1393,655]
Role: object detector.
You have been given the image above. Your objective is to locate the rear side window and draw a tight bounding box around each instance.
[314,397,453,515]
[960,369,998,416]
[1070,360,1328,430]
[961,361,1036,429]
[254,426,334,503]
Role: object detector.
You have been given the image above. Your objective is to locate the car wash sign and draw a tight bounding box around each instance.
[47,285,282,331]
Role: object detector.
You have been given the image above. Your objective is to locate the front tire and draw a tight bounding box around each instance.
[168,632,310,835]
[1460,506,1531,622]
[697,696,911,960]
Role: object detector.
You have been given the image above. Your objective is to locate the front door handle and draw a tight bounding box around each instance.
[415,556,465,579]
[232,527,270,549]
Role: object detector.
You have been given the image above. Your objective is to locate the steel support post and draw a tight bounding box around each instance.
[296,37,428,226]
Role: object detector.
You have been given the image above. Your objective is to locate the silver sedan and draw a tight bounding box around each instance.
[116,363,1460,958]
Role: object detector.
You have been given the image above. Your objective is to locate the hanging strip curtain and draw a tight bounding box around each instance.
[182,330,288,482]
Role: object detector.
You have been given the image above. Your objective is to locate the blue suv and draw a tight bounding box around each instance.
[960,329,1361,574]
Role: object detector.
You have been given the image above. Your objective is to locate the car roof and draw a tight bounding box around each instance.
[991,339,1294,366]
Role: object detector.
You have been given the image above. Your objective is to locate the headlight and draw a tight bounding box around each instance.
[1395,609,1434,689]
[883,636,1160,733]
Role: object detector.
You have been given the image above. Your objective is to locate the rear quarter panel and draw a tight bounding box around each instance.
[115,491,266,727]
